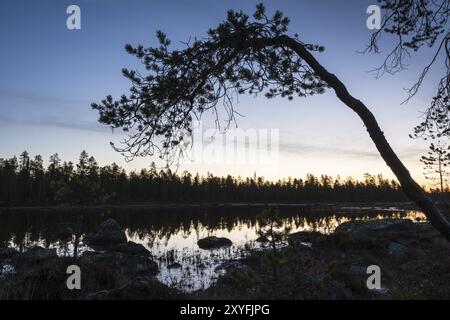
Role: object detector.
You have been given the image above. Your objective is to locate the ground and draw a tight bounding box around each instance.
[196,219,450,299]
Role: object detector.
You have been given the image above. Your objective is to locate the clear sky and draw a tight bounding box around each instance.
[0,0,443,185]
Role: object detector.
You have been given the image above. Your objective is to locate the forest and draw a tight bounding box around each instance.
[0,150,413,206]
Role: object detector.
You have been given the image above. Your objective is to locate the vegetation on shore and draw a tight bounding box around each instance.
[0,151,413,207]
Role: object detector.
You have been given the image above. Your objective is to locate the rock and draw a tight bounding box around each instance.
[168,262,182,269]
[0,247,19,260]
[288,231,324,246]
[84,219,127,248]
[197,236,232,249]
[334,219,414,234]
[387,242,408,257]
[81,251,158,277]
[113,242,151,256]
[14,246,57,261]
[89,241,151,256]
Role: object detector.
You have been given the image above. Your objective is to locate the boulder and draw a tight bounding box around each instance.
[84,219,127,248]
[87,241,151,256]
[334,219,414,234]
[197,236,232,249]
[288,231,324,246]
[81,251,158,277]
[112,241,151,256]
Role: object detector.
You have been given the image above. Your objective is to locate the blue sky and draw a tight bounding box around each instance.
[0,0,443,184]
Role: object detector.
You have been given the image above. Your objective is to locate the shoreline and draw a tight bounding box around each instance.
[0,201,418,212]
[2,218,449,299]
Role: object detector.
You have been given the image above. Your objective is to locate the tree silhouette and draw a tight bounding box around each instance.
[0,151,407,206]
[421,141,450,192]
[364,0,449,140]
[91,4,450,239]
[257,207,291,252]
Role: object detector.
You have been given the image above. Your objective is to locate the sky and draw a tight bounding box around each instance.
[0,0,444,185]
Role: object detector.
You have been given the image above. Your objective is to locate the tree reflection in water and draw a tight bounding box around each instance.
[0,205,426,291]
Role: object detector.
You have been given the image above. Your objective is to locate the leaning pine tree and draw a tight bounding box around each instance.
[92,4,450,240]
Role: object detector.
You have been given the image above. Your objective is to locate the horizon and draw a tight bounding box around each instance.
[0,149,437,191]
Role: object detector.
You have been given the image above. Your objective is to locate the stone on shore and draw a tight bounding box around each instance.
[334,219,414,234]
[84,218,127,248]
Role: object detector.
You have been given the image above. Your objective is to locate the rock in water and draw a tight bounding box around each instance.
[168,262,182,269]
[84,218,127,248]
[197,236,232,249]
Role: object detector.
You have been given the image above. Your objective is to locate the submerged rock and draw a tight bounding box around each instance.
[84,218,127,248]
[197,236,232,249]
[168,262,182,269]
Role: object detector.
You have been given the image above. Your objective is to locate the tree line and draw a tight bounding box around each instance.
[0,151,412,206]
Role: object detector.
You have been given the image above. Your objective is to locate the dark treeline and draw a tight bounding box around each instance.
[0,151,409,206]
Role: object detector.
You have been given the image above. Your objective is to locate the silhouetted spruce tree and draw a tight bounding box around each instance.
[0,151,412,206]
[420,141,450,193]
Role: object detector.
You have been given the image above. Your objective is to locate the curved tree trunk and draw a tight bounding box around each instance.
[267,35,450,240]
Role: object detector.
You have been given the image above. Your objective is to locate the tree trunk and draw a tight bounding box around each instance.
[439,154,444,193]
[269,35,450,241]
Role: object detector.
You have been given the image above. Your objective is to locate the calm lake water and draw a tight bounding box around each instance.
[0,204,426,291]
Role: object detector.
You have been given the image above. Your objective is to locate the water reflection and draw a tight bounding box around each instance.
[0,205,426,291]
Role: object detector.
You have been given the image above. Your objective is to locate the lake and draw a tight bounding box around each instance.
[0,204,426,292]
